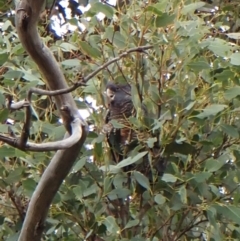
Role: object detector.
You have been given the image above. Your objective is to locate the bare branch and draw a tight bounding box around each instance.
[27,82,86,100]
[8,188,25,222]
[84,46,152,82]
[26,118,82,151]
[27,45,153,97]
[19,104,31,147]
[14,0,88,240]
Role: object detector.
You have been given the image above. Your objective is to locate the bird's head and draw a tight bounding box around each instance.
[105,82,131,104]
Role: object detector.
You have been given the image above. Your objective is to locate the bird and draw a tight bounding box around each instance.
[102,82,166,177]
[103,82,136,163]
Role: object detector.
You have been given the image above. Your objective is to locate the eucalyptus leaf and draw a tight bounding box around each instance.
[116,151,148,168]
[133,171,150,190]
[195,104,227,119]
[181,2,206,14]
[103,216,120,234]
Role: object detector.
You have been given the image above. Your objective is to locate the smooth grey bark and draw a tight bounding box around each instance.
[15,1,88,240]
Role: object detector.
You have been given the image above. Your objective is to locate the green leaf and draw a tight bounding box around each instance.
[113,174,127,188]
[5,232,19,241]
[51,126,65,140]
[19,81,41,93]
[116,151,148,168]
[100,165,121,173]
[145,1,169,15]
[83,184,98,197]
[0,215,4,225]
[110,119,125,128]
[94,134,105,144]
[214,69,234,82]
[187,58,210,71]
[108,188,131,200]
[154,14,175,28]
[0,124,8,132]
[213,205,240,225]
[146,137,157,148]
[205,157,226,173]
[194,172,212,182]
[22,72,42,82]
[154,194,166,205]
[133,171,150,190]
[207,207,217,227]
[230,52,240,65]
[221,124,239,138]
[204,38,233,58]
[2,20,13,31]
[165,142,195,155]
[0,52,9,65]
[79,41,101,58]
[0,146,18,158]
[88,35,101,48]
[124,219,139,229]
[61,59,80,67]
[68,18,79,26]
[112,31,126,49]
[195,104,227,119]
[103,216,120,234]
[4,70,23,79]
[91,2,115,18]
[0,109,9,122]
[104,176,113,194]
[5,168,25,184]
[226,33,240,40]
[181,2,206,15]
[73,157,87,171]
[131,84,141,111]
[184,101,196,111]
[224,86,240,100]
[162,173,177,183]
[178,185,187,204]
[22,179,37,197]
[145,6,163,16]
[59,42,78,52]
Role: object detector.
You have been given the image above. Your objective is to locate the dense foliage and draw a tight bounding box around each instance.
[1,0,240,240]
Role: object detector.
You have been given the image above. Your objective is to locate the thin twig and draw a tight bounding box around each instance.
[8,188,25,222]
[27,45,154,97]
[175,219,208,241]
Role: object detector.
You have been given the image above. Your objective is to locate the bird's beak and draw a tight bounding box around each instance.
[106,88,115,100]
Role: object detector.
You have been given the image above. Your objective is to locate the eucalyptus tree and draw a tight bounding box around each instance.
[1,0,240,241]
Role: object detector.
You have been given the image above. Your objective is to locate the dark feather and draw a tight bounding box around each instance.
[103,82,167,176]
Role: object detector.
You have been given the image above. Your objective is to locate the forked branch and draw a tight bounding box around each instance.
[14,0,88,240]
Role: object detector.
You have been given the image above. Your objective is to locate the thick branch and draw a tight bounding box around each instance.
[15,0,85,129]
[0,118,82,151]
[18,137,87,241]
[15,1,88,240]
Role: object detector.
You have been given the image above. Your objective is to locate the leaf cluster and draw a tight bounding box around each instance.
[1,0,240,240]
